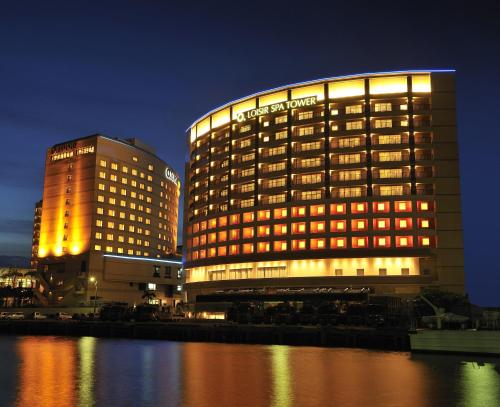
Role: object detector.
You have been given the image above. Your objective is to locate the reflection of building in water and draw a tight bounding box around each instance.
[182,342,272,407]
[16,337,76,407]
[78,337,96,407]
[270,346,292,407]
[461,361,500,407]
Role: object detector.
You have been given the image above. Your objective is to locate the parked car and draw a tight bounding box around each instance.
[56,312,72,320]
[31,312,47,320]
[7,312,25,320]
[0,312,10,319]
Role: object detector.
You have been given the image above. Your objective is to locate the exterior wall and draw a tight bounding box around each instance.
[183,71,465,298]
[36,134,181,305]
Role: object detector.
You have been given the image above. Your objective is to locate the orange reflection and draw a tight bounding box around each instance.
[16,336,76,407]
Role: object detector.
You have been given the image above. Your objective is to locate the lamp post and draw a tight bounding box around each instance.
[89,276,98,316]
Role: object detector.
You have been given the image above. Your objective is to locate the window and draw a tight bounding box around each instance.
[379,168,403,179]
[374,102,392,112]
[300,141,321,151]
[338,137,361,148]
[331,237,346,249]
[339,187,362,198]
[331,220,346,232]
[335,268,343,276]
[274,224,287,236]
[266,162,286,173]
[379,268,387,276]
[273,241,287,251]
[241,153,255,162]
[346,105,362,114]
[346,120,363,130]
[274,208,287,219]
[257,225,270,237]
[420,219,430,228]
[266,177,286,188]
[356,269,364,276]
[292,239,307,250]
[267,146,286,156]
[300,190,322,200]
[266,194,286,204]
[298,157,322,168]
[378,134,401,145]
[374,218,390,230]
[378,151,402,162]
[374,119,392,128]
[338,170,361,181]
[352,237,368,248]
[99,171,106,179]
[241,198,254,208]
[292,206,306,217]
[298,126,314,136]
[375,236,389,248]
[238,138,252,149]
[275,115,287,124]
[241,168,255,177]
[297,173,322,184]
[401,268,410,276]
[292,222,306,234]
[242,227,254,239]
[331,203,346,215]
[395,201,412,212]
[310,238,326,250]
[240,182,254,193]
[338,153,361,164]
[310,221,325,233]
[240,124,251,133]
[257,242,270,253]
[310,204,325,216]
[276,130,288,140]
[352,219,367,231]
[242,243,254,254]
[379,185,403,196]
[298,111,313,120]
[396,236,413,247]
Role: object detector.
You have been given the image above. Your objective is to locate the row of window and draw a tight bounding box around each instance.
[188,235,434,260]
[189,201,431,232]
[99,159,154,173]
[189,218,432,246]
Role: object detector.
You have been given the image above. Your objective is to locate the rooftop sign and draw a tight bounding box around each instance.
[236,96,318,122]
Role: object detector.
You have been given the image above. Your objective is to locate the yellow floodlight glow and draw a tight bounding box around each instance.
[211,108,230,128]
[232,98,256,120]
[412,75,431,93]
[259,90,288,107]
[196,117,210,137]
[369,76,407,94]
[329,79,365,98]
[291,84,324,101]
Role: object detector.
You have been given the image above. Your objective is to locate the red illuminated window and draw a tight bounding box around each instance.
[230,214,240,225]
[351,219,368,231]
[229,244,239,255]
[330,220,346,232]
[243,212,254,223]
[208,218,217,229]
[330,203,346,215]
[418,236,434,247]
[200,235,207,245]
[310,221,325,233]
[229,229,240,240]
[292,239,307,250]
[372,201,390,213]
[273,241,287,251]
[199,249,206,259]
[418,218,432,229]
[208,232,217,244]
[331,237,347,249]
[258,210,271,221]
[242,243,254,254]
[192,237,199,247]
[352,236,368,248]
[242,227,254,239]
[274,224,287,236]
[193,223,200,233]
[395,218,413,230]
[274,208,287,219]
[292,206,306,217]
[310,238,326,250]
[208,247,217,257]
[351,202,368,214]
[257,225,270,237]
[396,236,413,247]
[217,246,227,256]
[310,204,325,216]
[192,251,199,260]
[373,236,391,248]
[373,218,390,230]
[292,222,307,234]
[218,231,227,242]
[417,201,432,211]
[218,216,228,227]
[257,242,270,252]
[395,201,412,212]
[200,221,207,231]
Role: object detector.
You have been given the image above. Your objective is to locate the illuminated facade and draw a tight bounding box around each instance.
[30,200,42,269]
[183,70,464,301]
[36,135,182,306]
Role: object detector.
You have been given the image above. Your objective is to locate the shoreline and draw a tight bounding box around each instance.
[0,320,410,351]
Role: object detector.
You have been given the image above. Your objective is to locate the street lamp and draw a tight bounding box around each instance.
[89,276,98,316]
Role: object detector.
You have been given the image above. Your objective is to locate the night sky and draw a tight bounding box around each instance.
[0,1,499,305]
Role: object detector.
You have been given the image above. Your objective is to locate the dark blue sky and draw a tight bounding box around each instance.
[0,0,499,305]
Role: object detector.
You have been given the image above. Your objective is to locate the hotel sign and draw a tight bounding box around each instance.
[165,167,180,187]
[236,96,318,122]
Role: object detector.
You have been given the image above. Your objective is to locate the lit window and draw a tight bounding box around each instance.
[351,202,367,213]
[375,219,389,230]
[242,227,254,239]
[292,207,306,217]
[242,243,254,254]
[292,222,306,234]
[396,236,413,247]
[419,201,430,211]
[395,201,412,212]
[331,203,346,215]
[99,171,106,179]
[421,237,431,246]
[243,212,254,223]
[94,244,101,251]
[274,224,287,236]
[258,210,271,221]
[377,237,387,247]
[229,229,240,240]
[331,237,346,249]
[218,246,227,256]
[274,208,287,219]
[292,240,306,250]
[331,220,345,232]
[420,219,430,228]
[230,245,239,255]
[218,231,227,242]
[274,241,287,251]
[310,205,325,216]
[257,242,270,253]
[310,238,325,250]
[311,221,325,233]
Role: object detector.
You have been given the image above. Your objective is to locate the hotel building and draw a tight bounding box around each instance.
[35,135,182,306]
[183,70,464,304]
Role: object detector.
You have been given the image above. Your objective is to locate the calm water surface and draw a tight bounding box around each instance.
[0,335,499,407]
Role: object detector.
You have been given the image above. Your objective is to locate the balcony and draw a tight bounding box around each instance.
[330,137,366,151]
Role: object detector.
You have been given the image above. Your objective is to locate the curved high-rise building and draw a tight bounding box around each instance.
[183,70,464,305]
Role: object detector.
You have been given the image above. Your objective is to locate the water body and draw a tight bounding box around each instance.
[0,336,499,407]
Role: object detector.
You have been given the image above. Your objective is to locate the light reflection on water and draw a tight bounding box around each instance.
[0,336,498,407]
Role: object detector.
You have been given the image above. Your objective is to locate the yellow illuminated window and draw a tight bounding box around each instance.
[274,208,287,219]
[218,231,227,242]
[274,241,287,251]
[398,202,407,211]
[378,237,387,246]
[258,242,270,252]
[230,244,239,255]
[399,219,408,228]
[96,220,103,227]
[117,247,124,254]
[311,221,325,233]
[311,204,325,216]
[99,171,106,179]
[421,237,430,246]
[421,219,430,228]
[98,183,105,191]
[230,229,240,240]
[258,225,270,236]
[258,210,271,220]
[95,232,102,239]
[97,208,104,215]
[400,237,408,246]
[105,246,113,253]
[243,212,254,223]
[357,238,366,247]
[420,202,429,211]
[106,234,114,241]
[208,233,217,244]
[97,195,104,203]
[111,163,118,170]
[94,244,101,251]
[100,159,107,167]
[274,224,287,235]
[377,220,387,229]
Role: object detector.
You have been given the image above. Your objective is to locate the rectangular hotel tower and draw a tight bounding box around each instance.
[183,71,464,303]
[35,135,182,306]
